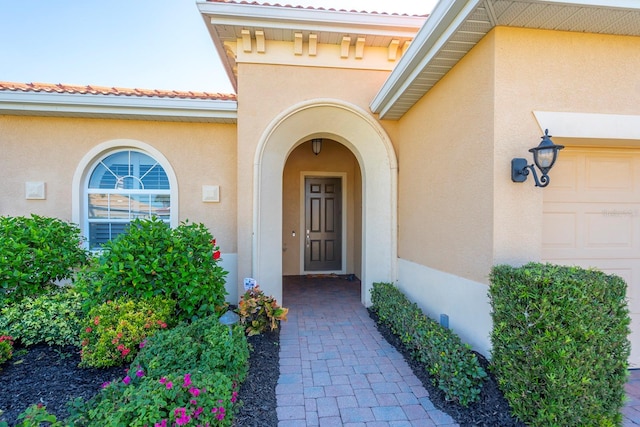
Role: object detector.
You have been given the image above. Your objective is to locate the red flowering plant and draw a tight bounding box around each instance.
[211,238,221,261]
[79,297,175,368]
[0,334,14,367]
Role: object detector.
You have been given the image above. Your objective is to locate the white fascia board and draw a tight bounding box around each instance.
[198,1,425,38]
[537,0,640,9]
[534,111,640,139]
[370,0,484,118]
[199,11,238,92]
[0,91,237,121]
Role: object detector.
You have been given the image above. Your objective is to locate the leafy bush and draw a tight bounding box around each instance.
[489,263,631,426]
[68,371,236,427]
[370,282,486,406]
[0,215,90,304]
[0,288,84,347]
[0,335,14,367]
[76,217,227,322]
[132,314,249,383]
[0,404,63,427]
[69,315,247,427]
[79,297,175,368]
[237,285,288,336]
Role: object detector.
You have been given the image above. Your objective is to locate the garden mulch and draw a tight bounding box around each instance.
[1,291,637,426]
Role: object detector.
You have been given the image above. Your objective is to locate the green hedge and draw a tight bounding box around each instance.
[370,282,486,406]
[489,263,630,426]
[0,215,90,304]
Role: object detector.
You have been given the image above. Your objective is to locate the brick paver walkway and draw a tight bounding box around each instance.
[276,276,458,427]
[625,369,640,426]
[276,275,640,427]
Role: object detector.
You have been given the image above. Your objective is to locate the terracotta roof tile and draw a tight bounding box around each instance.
[205,0,428,17]
[0,82,237,101]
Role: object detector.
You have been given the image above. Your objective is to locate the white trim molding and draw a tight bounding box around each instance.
[534,111,640,140]
[253,98,398,306]
[71,139,179,242]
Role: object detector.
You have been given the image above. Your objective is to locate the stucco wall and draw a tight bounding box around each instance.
[0,115,238,252]
[396,31,496,283]
[492,26,640,266]
[282,139,361,276]
[236,63,393,296]
[393,27,640,356]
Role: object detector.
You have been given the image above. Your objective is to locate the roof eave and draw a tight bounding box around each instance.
[0,91,238,123]
[370,0,482,120]
[370,0,640,121]
[197,1,426,36]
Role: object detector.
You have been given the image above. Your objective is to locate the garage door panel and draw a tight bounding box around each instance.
[544,204,640,258]
[543,148,640,368]
[585,156,634,191]
[549,156,579,192]
[542,211,577,248]
[585,210,637,249]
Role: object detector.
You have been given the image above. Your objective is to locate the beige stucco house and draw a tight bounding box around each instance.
[1,0,639,367]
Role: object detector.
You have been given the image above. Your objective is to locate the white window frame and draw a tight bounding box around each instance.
[72,140,179,249]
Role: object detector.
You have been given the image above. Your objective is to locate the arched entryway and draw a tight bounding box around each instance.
[253,99,397,306]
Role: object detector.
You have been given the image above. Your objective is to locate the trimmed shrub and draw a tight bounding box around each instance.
[79,297,175,368]
[75,217,227,322]
[0,215,90,304]
[371,282,486,406]
[0,288,84,347]
[489,263,631,426]
[132,314,249,383]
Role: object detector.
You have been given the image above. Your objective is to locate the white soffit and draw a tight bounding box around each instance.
[371,0,640,120]
[0,91,238,123]
[534,111,640,140]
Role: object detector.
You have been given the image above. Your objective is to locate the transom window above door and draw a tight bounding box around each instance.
[86,150,171,249]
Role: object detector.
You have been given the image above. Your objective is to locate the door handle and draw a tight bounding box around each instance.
[306,229,310,247]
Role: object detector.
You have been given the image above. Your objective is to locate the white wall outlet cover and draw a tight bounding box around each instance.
[202,185,220,202]
[26,182,46,200]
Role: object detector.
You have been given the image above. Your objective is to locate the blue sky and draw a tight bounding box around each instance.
[0,0,435,94]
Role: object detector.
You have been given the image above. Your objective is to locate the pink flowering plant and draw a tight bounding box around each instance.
[69,370,237,427]
[79,297,175,368]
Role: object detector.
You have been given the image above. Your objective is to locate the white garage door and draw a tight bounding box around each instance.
[542,148,640,368]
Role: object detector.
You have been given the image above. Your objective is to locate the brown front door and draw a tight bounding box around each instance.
[304,177,342,271]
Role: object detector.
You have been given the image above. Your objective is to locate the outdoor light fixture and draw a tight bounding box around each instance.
[511,129,564,188]
[311,138,323,155]
[219,310,240,337]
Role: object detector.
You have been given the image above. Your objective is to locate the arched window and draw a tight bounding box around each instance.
[86,150,171,249]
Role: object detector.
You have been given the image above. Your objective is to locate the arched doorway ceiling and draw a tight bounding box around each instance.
[253,99,397,305]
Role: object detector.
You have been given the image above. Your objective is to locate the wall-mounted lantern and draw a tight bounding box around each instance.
[511,129,564,187]
[311,138,323,155]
